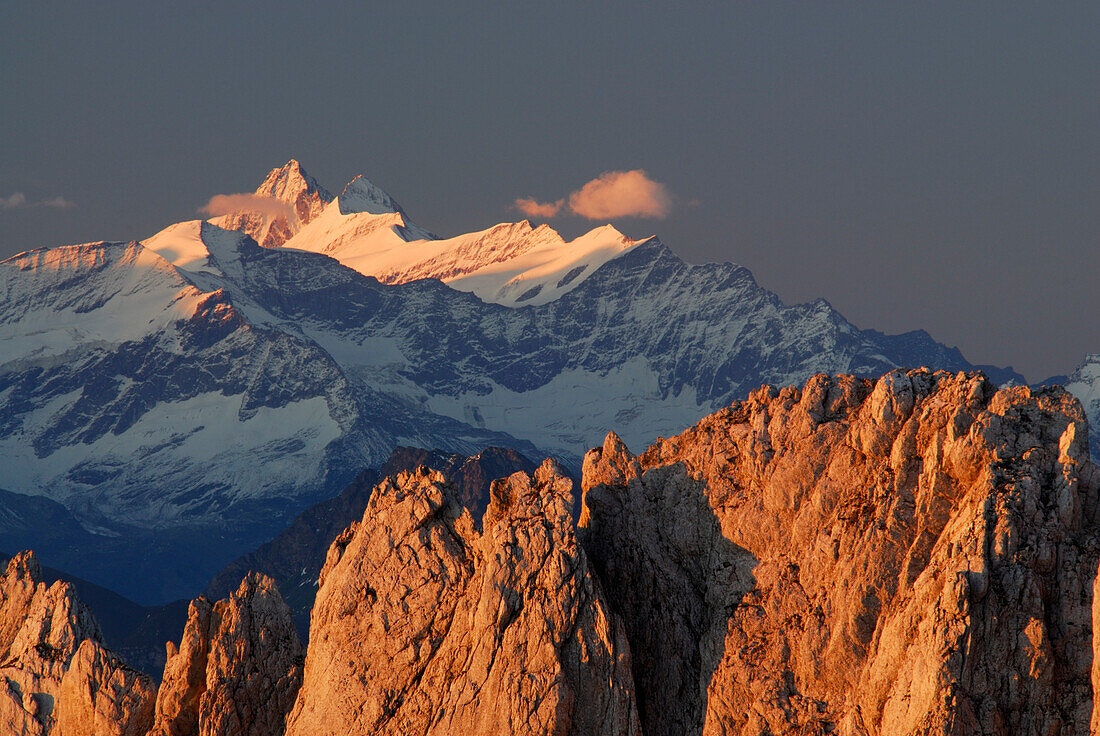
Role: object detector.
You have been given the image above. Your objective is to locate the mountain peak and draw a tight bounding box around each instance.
[338,174,405,216]
[214,160,334,248]
[256,159,334,209]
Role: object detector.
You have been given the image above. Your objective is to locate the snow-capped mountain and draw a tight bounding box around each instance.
[0,227,538,601]
[0,160,1024,603]
[201,161,643,307]
[1064,354,1100,458]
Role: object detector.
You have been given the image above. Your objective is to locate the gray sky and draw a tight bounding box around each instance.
[2,2,1098,382]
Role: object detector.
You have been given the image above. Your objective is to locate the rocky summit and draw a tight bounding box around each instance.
[3,369,1100,735]
[581,369,1100,735]
[0,551,156,736]
[285,462,639,736]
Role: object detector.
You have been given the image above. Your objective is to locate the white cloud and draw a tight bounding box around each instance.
[567,170,672,220]
[1,192,77,210]
[39,196,76,209]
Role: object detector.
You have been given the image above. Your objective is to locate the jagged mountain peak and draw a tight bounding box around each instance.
[337,174,406,217]
[257,159,333,204]
[211,159,334,249]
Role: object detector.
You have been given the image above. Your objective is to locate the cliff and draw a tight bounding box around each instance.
[284,461,639,736]
[580,369,1100,735]
[0,551,155,735]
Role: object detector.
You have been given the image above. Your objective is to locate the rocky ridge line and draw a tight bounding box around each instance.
[5,368,1100,735]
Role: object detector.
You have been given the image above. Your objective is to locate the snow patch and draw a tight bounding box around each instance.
[425,358,711,460]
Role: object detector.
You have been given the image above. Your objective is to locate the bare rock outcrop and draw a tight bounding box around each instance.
[0,551,155,736]
[54,639,156,736]
[0,551,42,662]
[285,460,640,736]
[580,369,1100,736]
[148,573,303,736]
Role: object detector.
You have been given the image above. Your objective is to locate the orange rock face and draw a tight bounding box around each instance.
[8,368,1100,736]
[0,551,155,736]
[285,461,640,736]
[149,573,303,736]
[580,370,1100,736]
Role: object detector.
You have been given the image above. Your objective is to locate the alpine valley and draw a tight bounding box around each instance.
[0,158,1058,607]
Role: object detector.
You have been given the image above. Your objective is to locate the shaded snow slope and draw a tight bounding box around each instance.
[0,227,541,600]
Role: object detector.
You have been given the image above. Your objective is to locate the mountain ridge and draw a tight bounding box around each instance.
[0,160,1037,604]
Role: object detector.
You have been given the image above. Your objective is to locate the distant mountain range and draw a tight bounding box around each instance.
[0,160,1042,603]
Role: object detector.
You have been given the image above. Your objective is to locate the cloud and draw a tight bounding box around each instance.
[199,193,296,223]
[513,170,672,221]
[1,193,27,210]
[1,193,76,210]
[567,170,671,219]
[514,197,564,218]
[39,196,76,209]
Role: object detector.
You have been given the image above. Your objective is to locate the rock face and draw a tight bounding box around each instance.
[54,639,156,736]
[285,461,640,736]
[0,551,155,736]
[580,369,1100,736]
[149,573,303,736]
[579,434,756,736]
[204,446,537,637]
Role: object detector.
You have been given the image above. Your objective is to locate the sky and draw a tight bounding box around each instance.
[2,2,1098,382]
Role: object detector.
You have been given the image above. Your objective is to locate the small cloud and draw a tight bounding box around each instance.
[514,197,564,218]
[512,170,673,221]
[40,196,76,209]
[199,193,296,223]
[0,192,75,210]
[1,192,27,209]
[567,170,671,220]
[1,193,28,210]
